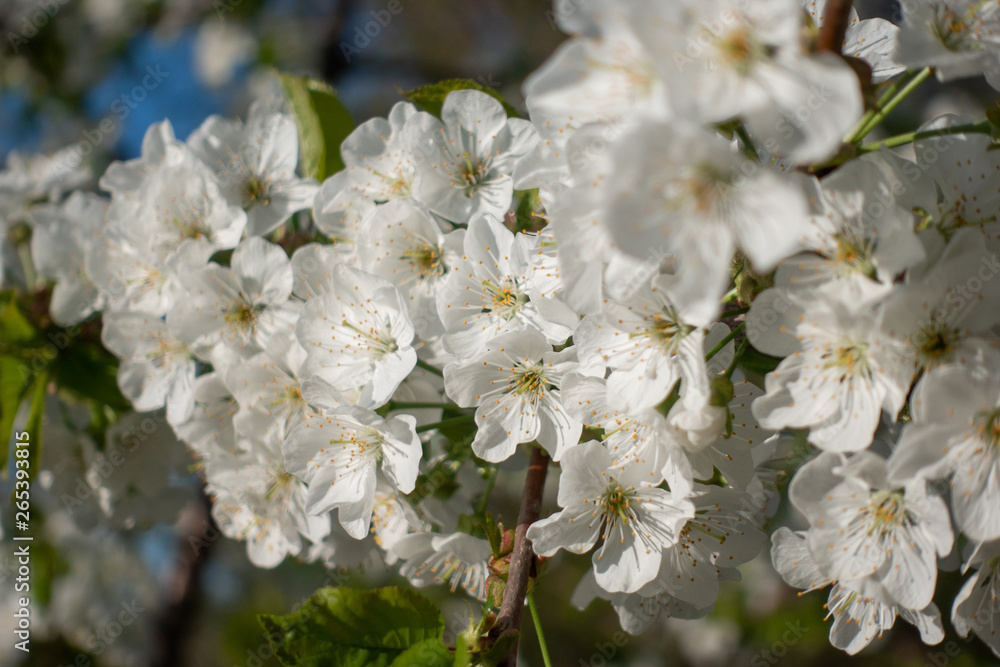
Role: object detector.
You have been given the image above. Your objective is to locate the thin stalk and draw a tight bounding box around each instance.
[723,305,750,317]
[706,322,747,362]
[721,286,740,304]
[387,401,457,411]
[857,120,991,154]
[17,242,37,290]
[844,69,917,143]
[726,336,750,377]
[527,592,553,667]
[415,415,475,433]
[734,124,759,161]
[852,67,932,142]
[415,358,444,377]
[476,466,498,516]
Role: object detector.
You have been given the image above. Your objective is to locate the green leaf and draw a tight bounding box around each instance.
[0,295,38,345]
[483,512,502,560]
[452,633,472,667]
[401,79,519,119]
[513,189,545,233]
[387,639,453,667]
[0,355,31,478]
[987,108,1000,143]
[738,345,783,387]
[23,371,47,485]
[51,344,129,411]
[259,586,446,667]
[279,73,355,181]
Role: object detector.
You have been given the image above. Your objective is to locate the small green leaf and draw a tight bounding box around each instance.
[279,72,355,181]
[401,79,519,119]
[0,355,32,478]
[987,108,1000,143]
[452,632,472,667]
[483,512,502,560]
[0,295,38,344]
[259,586,446,667]
[513,189,545,233]
[387,638,453,667]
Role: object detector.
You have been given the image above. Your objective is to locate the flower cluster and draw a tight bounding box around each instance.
[4,0,1000,658]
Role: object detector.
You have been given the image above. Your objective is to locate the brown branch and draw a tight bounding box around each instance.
[816,0,854,54]
[151,490,214,667]
[487,445,550,666]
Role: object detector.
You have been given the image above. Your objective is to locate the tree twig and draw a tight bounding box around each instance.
[487,445,550,666]
[151,489,214,667]
[816,0,853,54]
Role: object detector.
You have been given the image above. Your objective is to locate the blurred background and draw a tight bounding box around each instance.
[1,1,998,665]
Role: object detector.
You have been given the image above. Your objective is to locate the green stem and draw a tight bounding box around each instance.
[387,401,456,411]
[723,305,750,317]
[706,322,746,362]
[726,336,750,377]
[734,124,759,161]
[476,466,498,515]
[17,242,37,290]
[527,592,553,667]
[415,358,444,377]
[843,70,916,144]
[852,67,932,143]
[415,414,475,434]
[857,121,991,154]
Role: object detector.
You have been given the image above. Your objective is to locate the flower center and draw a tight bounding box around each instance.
[171,216,210,240]
[482,279,527,321]
[866,490,909,536]
[666,164,732,215]
[933,6,976,51]
[512,365,548,400]
[243,175,271,208]
[974,407,1000,448]
[402,244,445,279]
[264,468,296,503]
[600,479,636,527]
[372,168,412,199]
[460,153,489,192]
[630,308,694,353]
[832,230,876,279]
[341,319,399,358]
[914,320,960,368]
[226,301,262,328]
[822,341,871,379]
[326,427,386,467]
[270,383,304,409]
[712,24,772,74]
